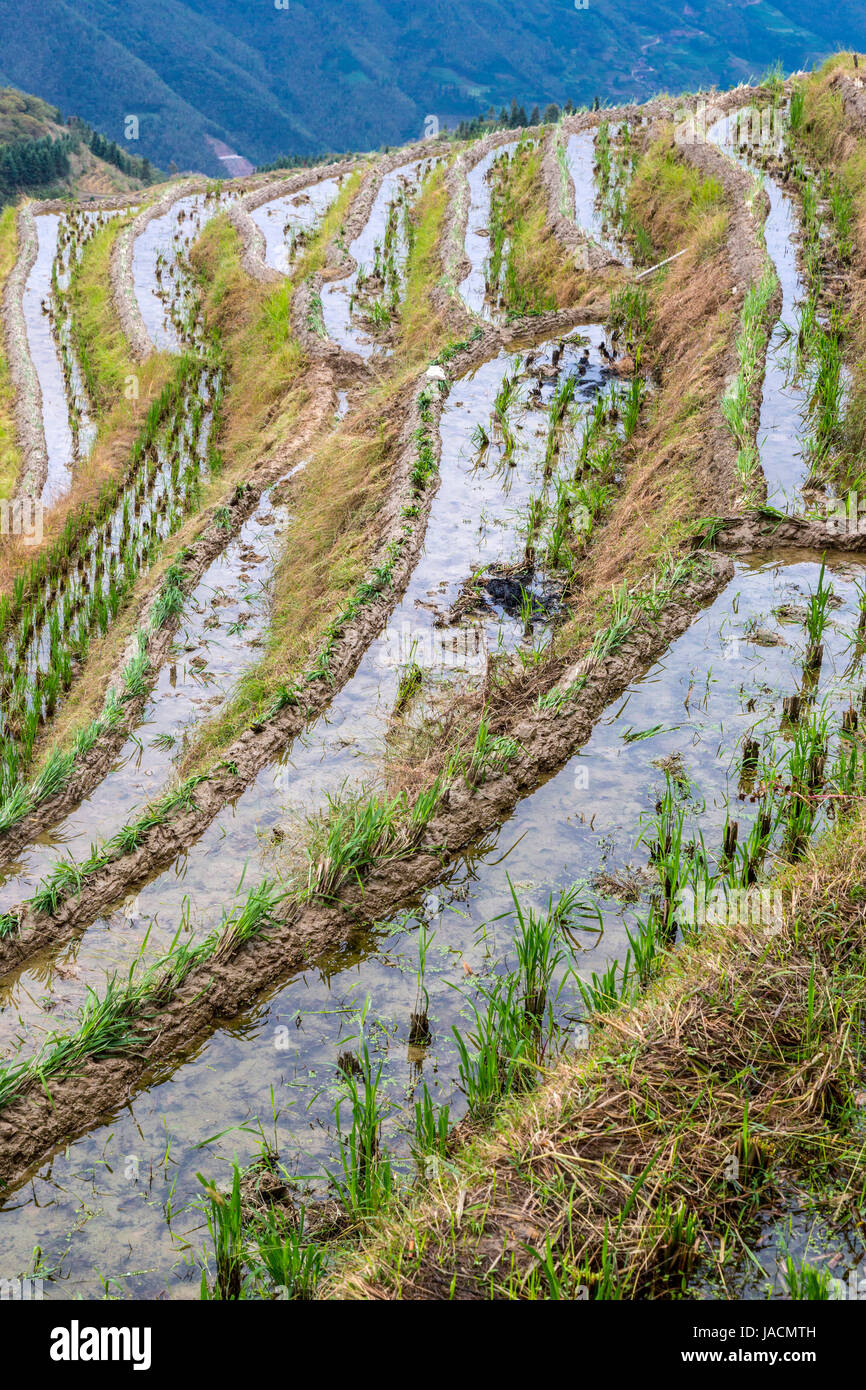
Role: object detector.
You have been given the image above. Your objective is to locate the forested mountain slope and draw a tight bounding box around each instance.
[0,0,864,174]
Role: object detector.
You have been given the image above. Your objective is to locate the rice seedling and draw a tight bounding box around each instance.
[467,708,523,784]
[30,747,75,803]
[595,122,612,186]
[306,291,326,337]
[721,267,777,498]
[637,774,709,937]
[300,785,426,902]
[251,1207,327,1300]
[410,919,435,1043]
[609,284,649,344]
[625,912,663,989]
[122,649,150,699]
[394,640,423,713]
[0,906,19,939]
[807,309,846,471]
[452,974,537,1116]
[434,326,482,368]
[0,352,220,799]
[494,369,521,421]
[410,422,437,491]
[471,421,490,451]
[622,376,645,439]
[575,956,633,1015]
[197,1164,244,1300]
[630,220,654,265]
[212,879,284,962]
[332,1036,394,1216]
[411,1086,451,1167]
[505,875,599,1016]
[781,1258,834,1300]
[587,584,639,663]
[545,512,572,572]
[0,783,32,834]
[804,558,832,668]
[521,495,544,569]
[409,777,441,831]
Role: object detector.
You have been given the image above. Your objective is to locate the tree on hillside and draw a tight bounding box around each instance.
[0,133,73,203]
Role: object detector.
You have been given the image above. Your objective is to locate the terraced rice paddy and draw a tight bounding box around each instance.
[20,209,117,506]
[1,62,866,1309]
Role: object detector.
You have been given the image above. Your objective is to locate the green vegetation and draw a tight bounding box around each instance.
[0,132,75,205]
[68,215,149,415]
[627,132,727,262]
[0,880,282,1109]
[0,87,157,205]
[7,54,866,1311]
[322,796,866,1299]
[0,353,216,804]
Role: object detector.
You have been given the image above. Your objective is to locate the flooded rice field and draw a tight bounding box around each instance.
[131,188,237,353]
[249,176,341,274]
[708,113,816,512]
[21,210,114,507]
[321,157,436,357]
[0,475,296,917]
[458,141,519,318]
[0,83,863,1305]
[564,128,630,261]
[0,360,221,803]
[0,329,621,1044]
[2,540,863,1294]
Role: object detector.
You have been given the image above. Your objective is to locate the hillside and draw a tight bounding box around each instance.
[0,0,865,174]
[0,87,157,203]
[1,42,866,1324]
[0,87,62,143]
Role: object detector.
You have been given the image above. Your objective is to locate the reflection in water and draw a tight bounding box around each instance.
[0,332,612,1046]
[22,213,103,507]
[321,158,433,358]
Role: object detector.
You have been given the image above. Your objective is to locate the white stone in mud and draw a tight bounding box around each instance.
[425,365,447,382]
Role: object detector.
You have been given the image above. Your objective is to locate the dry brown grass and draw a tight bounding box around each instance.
[192,225,308,476]
[586,259,734,595]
